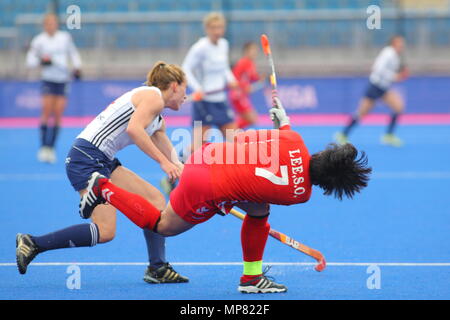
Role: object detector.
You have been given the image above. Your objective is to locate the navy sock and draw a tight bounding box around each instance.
[31,223,99,253]
[40,123,48,147]
[387,113,400,134]
[343,116,359,136]
[47,125,60,147]
[143,228,166,269]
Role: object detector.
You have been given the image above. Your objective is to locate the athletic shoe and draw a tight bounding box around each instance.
[238,267,287,293]
[37,146,50,163]
[381,134,403,147]
[46,147,57,164]
[79,172,107,219]
[160,177,177,196]
[16,234,39,275]
[334,132,349,145]
[143,263,189,284]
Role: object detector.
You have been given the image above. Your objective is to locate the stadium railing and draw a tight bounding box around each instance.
[1,4,449,78]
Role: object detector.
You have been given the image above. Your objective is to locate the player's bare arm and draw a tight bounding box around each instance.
[151,119,184,171]
[129,90,181,181]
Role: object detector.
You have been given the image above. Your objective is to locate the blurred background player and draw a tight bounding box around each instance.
[182,12,239,151]
[160,12,240,195]
[229,41,264,129]
[26,13,82,163]
[16,61,188,284]
[78,97,372,293]
[335,35,408,147]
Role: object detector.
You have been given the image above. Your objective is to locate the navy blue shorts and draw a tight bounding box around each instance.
[41,80,68,96]
[65,138,122,191]
[192,101,235,127]
[364,83,387,100]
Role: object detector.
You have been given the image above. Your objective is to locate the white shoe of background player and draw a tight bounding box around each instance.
[46,147,57,164]
[37,146,56,164]
[37,146,50,163]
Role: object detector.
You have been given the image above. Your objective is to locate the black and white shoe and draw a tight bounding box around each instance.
[238,267,287,293]
[79,172,107,219]
[143,263,189,284]
[16,234,39,275]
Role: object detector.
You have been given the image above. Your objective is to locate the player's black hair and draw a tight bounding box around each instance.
[309,143,372,200]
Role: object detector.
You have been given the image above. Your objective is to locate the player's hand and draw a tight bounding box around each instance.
[397,67,409,81]
[228,81,239,90]
[40,56,52,66]
[161,161,182,183]
[175,162,184,173]
[272,96,285,110]
[192,91,204,102]
[269,104,290,129]
[259,74,268,82]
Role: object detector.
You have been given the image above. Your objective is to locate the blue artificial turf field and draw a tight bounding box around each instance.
[0,124,449,300]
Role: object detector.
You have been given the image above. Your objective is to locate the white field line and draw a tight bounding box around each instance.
[1,172,450,182]
[0,262,450,267]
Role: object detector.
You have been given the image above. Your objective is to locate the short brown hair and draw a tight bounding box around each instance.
[145,61,186,91]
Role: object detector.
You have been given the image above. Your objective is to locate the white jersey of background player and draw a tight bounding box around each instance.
[182,36,235,102]
[369,45,402,90]
[26,25,81,83]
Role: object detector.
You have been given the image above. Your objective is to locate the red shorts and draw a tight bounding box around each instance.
[170,148,238,224]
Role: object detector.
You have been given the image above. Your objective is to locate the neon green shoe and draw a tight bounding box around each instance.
[381,134,404,147]
[334,132,349,145]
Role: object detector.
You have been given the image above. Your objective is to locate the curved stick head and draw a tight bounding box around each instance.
[314,258,326,272]
[260,34,271,56]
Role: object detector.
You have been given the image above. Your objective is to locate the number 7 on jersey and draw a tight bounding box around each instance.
[255,166,289,186]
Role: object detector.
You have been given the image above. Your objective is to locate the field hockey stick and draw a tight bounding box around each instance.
[230,208,326,272]
[184,87,227,103]
[260,34,282,128]
[260,34,278,92]
[185,72,267,103]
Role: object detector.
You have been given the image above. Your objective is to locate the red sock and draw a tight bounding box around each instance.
[240,214,270,283]
[99,181,161,230]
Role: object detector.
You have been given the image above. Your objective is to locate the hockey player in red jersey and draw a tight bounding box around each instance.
[229,42,263,128]
[81,97,372,293]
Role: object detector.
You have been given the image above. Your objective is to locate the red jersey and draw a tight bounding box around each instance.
[230,57,260,100]
[207,128,312,206]
[172,128,312,224]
